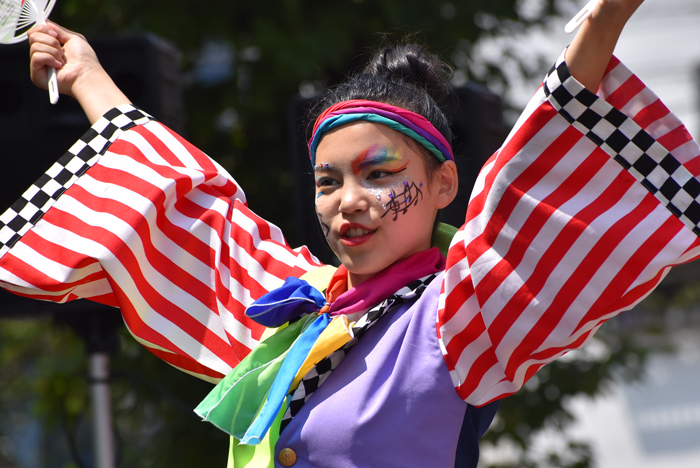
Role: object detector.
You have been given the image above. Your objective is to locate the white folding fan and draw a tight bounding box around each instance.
[0,0,59,103]
[565,0,601,33]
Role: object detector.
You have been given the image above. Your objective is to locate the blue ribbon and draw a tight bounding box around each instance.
[240,312,332,444]
[245,276,326,328]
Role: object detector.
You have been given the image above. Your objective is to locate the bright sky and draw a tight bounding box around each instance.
[482,0,700,141]
[610,0,700,140]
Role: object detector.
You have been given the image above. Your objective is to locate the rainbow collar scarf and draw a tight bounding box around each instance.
[195,248,445,445]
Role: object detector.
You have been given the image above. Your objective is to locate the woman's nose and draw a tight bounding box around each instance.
[338,182,369,213]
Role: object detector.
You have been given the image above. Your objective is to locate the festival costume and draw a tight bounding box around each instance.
[1,50,699,467]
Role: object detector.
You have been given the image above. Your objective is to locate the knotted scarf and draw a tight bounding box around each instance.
[195,248,445,446]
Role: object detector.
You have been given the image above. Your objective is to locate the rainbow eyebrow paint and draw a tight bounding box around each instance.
[351,145,403,175]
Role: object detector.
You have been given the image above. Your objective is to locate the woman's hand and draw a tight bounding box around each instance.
[567,0,645,92]
[29,22,99,97]
[587,0,645,32]
[28,22,131,124]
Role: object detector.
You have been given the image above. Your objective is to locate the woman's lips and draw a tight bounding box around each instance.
[339,224,376,247]
[344,226,372,238]
[340,233,373,247]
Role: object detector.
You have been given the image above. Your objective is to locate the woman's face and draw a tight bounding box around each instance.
[314,121,454,287]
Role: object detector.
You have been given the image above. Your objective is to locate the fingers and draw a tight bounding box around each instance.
[30,45,64,69]
[27,21,102,99]
[29,49,59,91]
[29,25,65,72]
[29,21,87,49]
[28,26,65,92]
[46,21,88,45]
[29,34,65,63]
[28,25,57,49]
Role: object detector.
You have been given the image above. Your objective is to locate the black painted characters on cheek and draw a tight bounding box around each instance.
[316,211,331,238]
[381,181,424,221]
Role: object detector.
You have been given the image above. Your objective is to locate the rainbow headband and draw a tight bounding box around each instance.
[308,100,454,165]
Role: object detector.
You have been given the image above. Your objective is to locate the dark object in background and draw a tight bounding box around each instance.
[0,34,183,319]
[0,34,184,214]
[288,83,506,265]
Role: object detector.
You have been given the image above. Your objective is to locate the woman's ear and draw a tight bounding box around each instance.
[434,160,459,209]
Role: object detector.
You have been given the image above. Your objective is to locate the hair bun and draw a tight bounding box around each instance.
[363,43,453,105]
[310,42,454,147]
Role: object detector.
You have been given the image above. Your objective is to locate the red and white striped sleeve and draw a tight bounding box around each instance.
[438,52,700,406]
[0,105,324,383]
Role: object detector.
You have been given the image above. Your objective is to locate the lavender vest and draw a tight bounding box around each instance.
[274,272,499,467]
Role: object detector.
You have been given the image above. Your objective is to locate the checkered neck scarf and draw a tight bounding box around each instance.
[279,272,439,433]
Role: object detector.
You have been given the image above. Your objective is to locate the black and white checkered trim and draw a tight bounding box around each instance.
[279,273,439,433]
[543,54,700,238]
[0,105,154,257]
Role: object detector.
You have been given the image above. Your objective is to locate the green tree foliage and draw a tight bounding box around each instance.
[482,330,655,468]
[0,318,229,467]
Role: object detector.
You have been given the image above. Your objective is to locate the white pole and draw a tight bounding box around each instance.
[89,352,116,468]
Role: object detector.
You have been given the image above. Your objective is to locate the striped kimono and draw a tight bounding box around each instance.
[1,52,698,466]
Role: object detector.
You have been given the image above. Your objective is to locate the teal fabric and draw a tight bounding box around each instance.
[309,113,447,164]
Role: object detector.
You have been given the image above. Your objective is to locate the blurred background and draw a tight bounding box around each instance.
[0,0,699,467]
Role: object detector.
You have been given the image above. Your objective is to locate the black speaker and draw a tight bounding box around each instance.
[441,84,506,227]
[0,34,183,319]
[287,84,506,264]
[0,34,184,214]
[287,95,337,263]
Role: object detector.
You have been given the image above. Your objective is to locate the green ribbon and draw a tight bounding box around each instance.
[199,222,459,466]
[195,314,318,439]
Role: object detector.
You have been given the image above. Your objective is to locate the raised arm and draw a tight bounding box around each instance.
[439,0,700,406]
[28,22,130,124]
[566,0,644,92]
[2,23,325,382]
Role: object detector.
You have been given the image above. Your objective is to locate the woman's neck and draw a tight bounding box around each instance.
[343,247,446,290]
[346,271,376,289]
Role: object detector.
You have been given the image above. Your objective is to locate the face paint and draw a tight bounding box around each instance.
[367,187,385,200]
[351,145,403,175]
[316,211,331,237]
[380,180,424,221]
[314,162,336,200]
[366,187,396,210]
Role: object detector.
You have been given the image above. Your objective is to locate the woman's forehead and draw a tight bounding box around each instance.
[316,121,413,161]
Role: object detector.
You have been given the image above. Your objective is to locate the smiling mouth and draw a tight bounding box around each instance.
[344,227,375,238]
[338,224,376,246]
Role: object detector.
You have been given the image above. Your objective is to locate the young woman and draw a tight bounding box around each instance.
[3,0,699,466]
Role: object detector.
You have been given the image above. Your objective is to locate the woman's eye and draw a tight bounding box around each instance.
[368,170,390,180]
[316,178,337,187]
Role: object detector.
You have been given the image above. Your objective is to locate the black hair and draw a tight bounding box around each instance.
[309,42,455,181]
